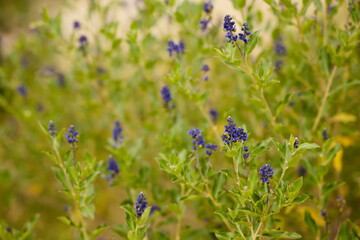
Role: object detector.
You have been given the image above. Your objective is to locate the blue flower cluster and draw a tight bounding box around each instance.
[188,128,217,156]
[203,1,213,13]
[294,137,299,149]
[239,22,251,44]
[201,64,210,81]
[48,121,56,136]
[223,15,251,44]
[322,128,328,141]
[161,86,174,109]
[167,40,185,57]
[112,120,124,147]
[243,146,250,159]
[205,143,217,156]
[79,35,88,50]
[259,164,274,183]
[65,125,79,144]
[106,156,120,184]
[135,192,148,217]
[223,15,237,43]
[199,1,213,31]
[199,19,210,31]
[188,128,206,150]
[221,116,248,146]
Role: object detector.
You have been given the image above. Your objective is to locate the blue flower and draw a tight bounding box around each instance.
[188,128,206,150]
[161,86,174,109]
[205,143,217,156]
[321,210,327,217]
[275,37,286,55]
[201,64,210,80]
[17,85,28,97]
[106,156,120,184]
[65,125,79,144]
[135,192,148,217]
[107,156,120,174]
[239,22,251,44]
[167,40,185,57]
[199,19,210,31]
[221,116,248,146]
[259,164,274,183]
[223,15,238,43]
[322,128,328,141]
[209,109,218,123]
[223,15,236,32]
[203,1,213,13]
[73,21,80,29]
[201,64,210,72]
[48,120,56,136]
[294,137,299,149]
[79,35,88,50]
[112,120,124,147]
[243,146,250,159]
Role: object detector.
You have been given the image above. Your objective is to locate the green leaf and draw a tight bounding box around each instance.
[248,98,266,109]
[57,216,75,227]
[174,11,185,23]
[215,232,235,240]
[52,167,71,191]
[295,142,320,152]
[237,207,259,217]
[91,224,108,240]
[128,230,137,240]
[213,172,227,200]
[246,31,260,55]
[326,144,341,164]
[301,0,313,15]
[304,210,317,235]
[288,154,302,167]
[139,207,151,226]
[289,177,303,199]
[286,194,308,206]
[137,226,147,240]
[248,171,258,191]
[262,229,302,239]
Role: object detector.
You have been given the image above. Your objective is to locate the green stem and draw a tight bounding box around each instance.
[54,144,88,240]
[311,66,338,133]
[175,184,185,240]
[243,59,276,127]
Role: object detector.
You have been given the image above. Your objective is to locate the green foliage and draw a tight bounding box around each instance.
[0,0,359,239]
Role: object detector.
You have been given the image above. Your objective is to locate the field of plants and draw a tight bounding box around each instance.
[0,0,359,239]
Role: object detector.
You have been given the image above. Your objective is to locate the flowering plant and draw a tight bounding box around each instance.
[0,0,359,239]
